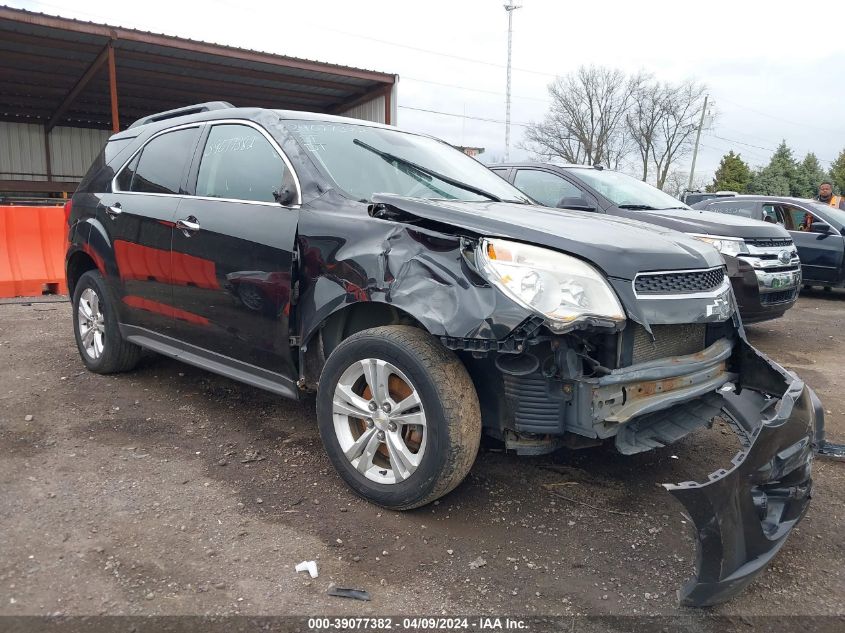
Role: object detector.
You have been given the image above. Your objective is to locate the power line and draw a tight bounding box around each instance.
[713,95,844,133]
[697,141,771,163]
[398,105,532,127]
[292,24,559,79]
[402,76,550,103]
[705,134,834,163]
[705,134,776,153]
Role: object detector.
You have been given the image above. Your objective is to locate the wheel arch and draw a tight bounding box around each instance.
[300,301,428,389]
[66,249,99,297]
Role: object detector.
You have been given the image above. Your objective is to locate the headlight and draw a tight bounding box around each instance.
[688,234,749,257]
[477,238,625,332]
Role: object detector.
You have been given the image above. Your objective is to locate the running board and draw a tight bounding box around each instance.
[121,324,298,399]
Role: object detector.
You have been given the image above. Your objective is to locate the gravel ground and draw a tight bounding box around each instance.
[1,292,843,618]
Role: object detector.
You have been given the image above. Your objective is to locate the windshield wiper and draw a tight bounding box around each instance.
[353,138,502,202]
[617,204,658,210]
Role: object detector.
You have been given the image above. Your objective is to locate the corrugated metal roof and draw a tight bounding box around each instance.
[1,7,395,78]
[0,6,397,130]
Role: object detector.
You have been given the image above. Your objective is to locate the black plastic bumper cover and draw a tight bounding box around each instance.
[663,342,818,607]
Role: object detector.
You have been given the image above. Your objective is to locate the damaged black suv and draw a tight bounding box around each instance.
[67,103,829,606]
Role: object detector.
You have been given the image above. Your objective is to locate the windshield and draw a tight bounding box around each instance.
[283,119,531,203]
[564,168,689,210]
[807,201,845,228]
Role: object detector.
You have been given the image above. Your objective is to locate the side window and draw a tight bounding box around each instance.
[760,204,780,225]
[513,169,584,207]
[489,167,509,180]
[129,127,200,194]
[787,206,818,231]
[196,124,288,203]
[708,200,757,218]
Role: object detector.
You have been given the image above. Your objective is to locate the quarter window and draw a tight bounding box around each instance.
[126,127,199,194]
[513,170,584,207]
[115,152,139,191]
[196,124,289,203]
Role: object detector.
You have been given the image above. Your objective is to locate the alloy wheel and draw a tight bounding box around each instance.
[332,358,427,484]
[77,287,105,360]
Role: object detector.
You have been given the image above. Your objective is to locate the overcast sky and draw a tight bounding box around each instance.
[12,0,845,183]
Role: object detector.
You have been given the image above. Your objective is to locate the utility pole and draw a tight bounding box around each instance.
[687,93,708,191]
[504,2,521,161]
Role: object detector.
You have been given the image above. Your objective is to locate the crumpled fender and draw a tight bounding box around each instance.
[295,192,533,347]
[663,339,818,607]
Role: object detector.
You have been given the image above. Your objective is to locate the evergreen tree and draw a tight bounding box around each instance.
[746,141,797,196]
[829,148,845,195]
[793,153,828,198]
[708,151,751,192]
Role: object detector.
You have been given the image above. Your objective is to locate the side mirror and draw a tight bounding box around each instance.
[811,221,832,234]
[556,196,597,212]
[273,187,296,207]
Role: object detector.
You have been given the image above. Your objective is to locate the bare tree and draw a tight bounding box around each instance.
[626,76,664,182]
[663,169,708,198]
[520,66,640,168]
[650,80,708,189]
[523,66,710,187]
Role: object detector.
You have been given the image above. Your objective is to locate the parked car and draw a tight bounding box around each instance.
[493,163,801,323]
[67,103,826,606]
[691,195,845,290]
[682,190,738,206]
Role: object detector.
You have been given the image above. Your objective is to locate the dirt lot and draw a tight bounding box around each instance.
[1,292,843,618]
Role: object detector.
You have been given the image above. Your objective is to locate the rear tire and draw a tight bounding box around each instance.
[316,325,481,510]
[72,270,141,374]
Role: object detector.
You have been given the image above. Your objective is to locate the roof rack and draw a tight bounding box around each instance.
[128,101,234,129]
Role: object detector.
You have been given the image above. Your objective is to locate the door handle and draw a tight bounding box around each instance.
[176,217,201,235]
[105,203,122,219]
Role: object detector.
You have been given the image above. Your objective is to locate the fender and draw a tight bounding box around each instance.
[295,197,534,352]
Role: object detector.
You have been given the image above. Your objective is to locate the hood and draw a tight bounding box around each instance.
[629,208,791,239]
[372,194,724,281]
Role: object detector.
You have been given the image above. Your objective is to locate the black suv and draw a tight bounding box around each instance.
[690,195,845,290]
[67,103,826,606]
[494,164,801,323]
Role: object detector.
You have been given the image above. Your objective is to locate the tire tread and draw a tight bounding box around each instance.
[73,270,141,374]
[319,325,481,510]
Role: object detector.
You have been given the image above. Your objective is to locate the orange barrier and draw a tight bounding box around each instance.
[0,205,68,297]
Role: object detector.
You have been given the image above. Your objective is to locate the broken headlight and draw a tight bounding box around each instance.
[477,238,625,332]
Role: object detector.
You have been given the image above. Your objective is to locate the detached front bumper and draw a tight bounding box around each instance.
[663,340,818,607]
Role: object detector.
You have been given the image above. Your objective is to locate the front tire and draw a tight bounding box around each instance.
[316,326,481,510]
[72,270,141,374]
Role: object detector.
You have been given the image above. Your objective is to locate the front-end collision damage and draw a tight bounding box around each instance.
[662,339,819,607]
[295,192,835,608]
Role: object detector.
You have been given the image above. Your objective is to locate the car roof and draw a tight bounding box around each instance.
[112,105,404,141]
[496,161,597,169]
[701,195,818,205]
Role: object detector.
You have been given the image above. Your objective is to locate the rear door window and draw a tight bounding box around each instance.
[513,169,584,207]
[195,123,290,203]
[763,204,794,229]
[117,127,200,194]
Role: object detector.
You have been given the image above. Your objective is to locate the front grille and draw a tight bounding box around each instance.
[634,268,725,295]
[760,289,798,305]
[630,323,707,364]
[746,237,793,248]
